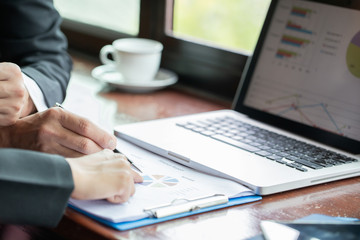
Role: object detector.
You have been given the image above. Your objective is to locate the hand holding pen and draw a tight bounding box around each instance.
[55,102,142,172]
[113,148,142,173]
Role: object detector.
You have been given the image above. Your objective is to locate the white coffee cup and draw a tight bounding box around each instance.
[100,38,163,83]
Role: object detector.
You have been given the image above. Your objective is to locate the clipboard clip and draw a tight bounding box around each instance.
[143,194,229,218]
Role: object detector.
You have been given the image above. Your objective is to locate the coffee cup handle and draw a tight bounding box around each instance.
[100,45,116,65]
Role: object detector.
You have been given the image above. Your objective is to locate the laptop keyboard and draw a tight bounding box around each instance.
[176,116,358,172]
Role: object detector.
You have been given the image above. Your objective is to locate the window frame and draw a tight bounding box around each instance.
[62,0,251,100]
[61,19,132,57]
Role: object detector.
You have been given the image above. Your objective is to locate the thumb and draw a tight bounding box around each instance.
[132,170,143,183]
[107,195,127,204]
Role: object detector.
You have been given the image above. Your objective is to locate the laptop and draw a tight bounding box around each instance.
[115,0,360,195]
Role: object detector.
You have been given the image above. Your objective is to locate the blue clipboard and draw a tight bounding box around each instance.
[69,195,261,231]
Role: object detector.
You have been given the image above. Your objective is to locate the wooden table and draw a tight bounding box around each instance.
[2,54,359,240]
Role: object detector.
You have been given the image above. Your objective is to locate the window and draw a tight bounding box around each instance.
[54,0,140,56]
[54,0,140,35]
[172,0,270,53]
[56,0,270,99]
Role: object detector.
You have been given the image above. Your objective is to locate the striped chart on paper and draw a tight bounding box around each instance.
[141,175,179,188]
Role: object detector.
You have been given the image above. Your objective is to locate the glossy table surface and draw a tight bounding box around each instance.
[2,54,359,240]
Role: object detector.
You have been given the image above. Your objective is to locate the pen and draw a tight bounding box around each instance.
[113,148,143,173]
[55,102,142,173]
[55,102,64,109]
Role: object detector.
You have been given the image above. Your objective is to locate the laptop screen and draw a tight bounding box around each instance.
[234,0,360,154]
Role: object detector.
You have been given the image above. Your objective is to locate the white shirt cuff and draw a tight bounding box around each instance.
[22,73,48,112]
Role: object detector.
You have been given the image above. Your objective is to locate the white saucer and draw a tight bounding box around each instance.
[91,65,178,93]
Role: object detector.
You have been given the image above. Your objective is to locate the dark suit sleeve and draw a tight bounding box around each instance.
[0,0,73,107]
[0,149,74,227]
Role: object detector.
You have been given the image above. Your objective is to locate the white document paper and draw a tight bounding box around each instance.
[69,138,253,223]
[62,72,117,133]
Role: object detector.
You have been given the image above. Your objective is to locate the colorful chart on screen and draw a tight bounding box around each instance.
[243,0,360,142]
[346,31,360,78]
[141,174,179,188]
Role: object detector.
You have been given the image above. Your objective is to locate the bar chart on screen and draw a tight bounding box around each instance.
[271,2,322,72]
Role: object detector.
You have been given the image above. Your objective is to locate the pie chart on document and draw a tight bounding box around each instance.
[91,65,178,93]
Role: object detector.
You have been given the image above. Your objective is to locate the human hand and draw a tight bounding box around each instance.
[66,149,143,203]
[1,107,117,157]
[0,62,36,126]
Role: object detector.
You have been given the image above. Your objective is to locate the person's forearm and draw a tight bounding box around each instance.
[0,149,74,227]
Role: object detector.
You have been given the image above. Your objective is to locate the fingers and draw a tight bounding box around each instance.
[106,180,135,204]
[105,158,143,203]
[6,104,117,157]
[32,108,116,156]
[110,152,143,183]
[33,108,104,156]
[57,108,117,150]
[132,169,144,183]
[0,98,24,126]
[57,126,104,155]
[100,154,141,203]
[0,62,22,82]
[0,63,27,126]
[68,150,143,203]
[0,63,25,101]
[0,111,20,126]
[51,144,85,158]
